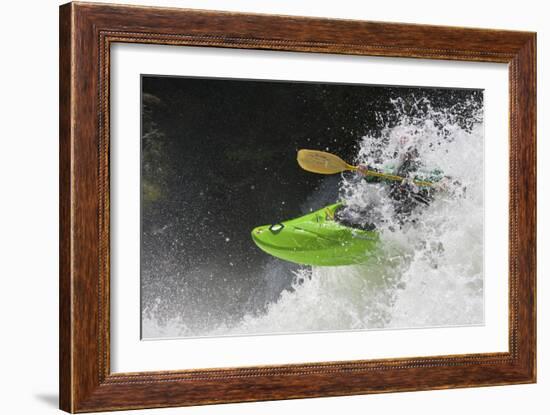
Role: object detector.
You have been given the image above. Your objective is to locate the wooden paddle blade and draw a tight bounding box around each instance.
[297,149,355,174]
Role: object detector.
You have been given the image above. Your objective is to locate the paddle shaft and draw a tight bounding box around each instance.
[361,169,433,187]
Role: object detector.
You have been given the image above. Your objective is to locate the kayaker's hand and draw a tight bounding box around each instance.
[432,176,452,192]
[357,164,369,176]
[433,176,466,198]
[401,177,419,193]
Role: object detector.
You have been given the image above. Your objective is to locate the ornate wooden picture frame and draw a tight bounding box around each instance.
[59,2,536,412]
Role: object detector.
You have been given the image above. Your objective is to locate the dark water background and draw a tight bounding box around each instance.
[141,75,482,336]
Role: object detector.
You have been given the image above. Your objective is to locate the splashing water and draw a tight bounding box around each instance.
[142,95,484,338]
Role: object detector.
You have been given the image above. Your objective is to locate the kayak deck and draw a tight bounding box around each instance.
[251,203,379,266]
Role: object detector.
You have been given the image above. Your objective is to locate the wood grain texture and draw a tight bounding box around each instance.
[59,2,537,412]
[59,3,73,411]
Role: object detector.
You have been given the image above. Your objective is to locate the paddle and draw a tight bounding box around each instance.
[296,149,434,187]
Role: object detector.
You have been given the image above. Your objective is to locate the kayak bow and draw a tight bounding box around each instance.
[251,203,379,266]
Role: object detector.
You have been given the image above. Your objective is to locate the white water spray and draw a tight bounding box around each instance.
[214,97,485,335]
[143,96,484,338]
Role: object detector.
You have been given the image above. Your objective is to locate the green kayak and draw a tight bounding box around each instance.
[251,203,379,266]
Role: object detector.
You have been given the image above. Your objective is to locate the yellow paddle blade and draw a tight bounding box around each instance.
[297,149,357,175]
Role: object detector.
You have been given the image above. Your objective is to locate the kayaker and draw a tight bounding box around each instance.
[296,147,457,229]
[358,150,429,221]
[355,147,455,225]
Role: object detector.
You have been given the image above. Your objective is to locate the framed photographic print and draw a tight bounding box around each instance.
[59,2,536,412]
